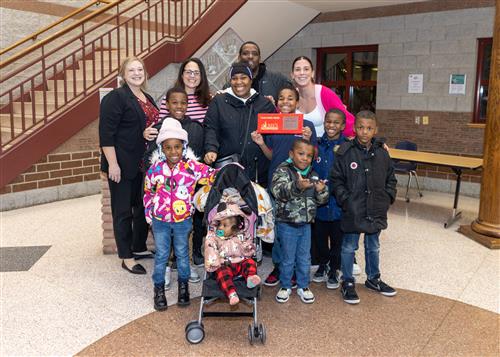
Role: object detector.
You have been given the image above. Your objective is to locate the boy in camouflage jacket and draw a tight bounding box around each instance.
[271,139,329,304]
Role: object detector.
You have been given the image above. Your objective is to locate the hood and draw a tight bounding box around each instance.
[209,203,249,231]
[225,87,257,104]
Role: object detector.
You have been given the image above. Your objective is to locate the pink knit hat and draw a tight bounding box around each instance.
[156,117,188,145]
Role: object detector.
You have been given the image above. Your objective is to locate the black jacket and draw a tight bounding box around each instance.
[330,138,397,234]
[252,64,292,102]
[223,63,291,102]
[143,116,204,170]
[204,91,276,185]
[99,84,157,179]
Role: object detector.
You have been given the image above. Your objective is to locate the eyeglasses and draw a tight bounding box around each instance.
[184,70,201,77]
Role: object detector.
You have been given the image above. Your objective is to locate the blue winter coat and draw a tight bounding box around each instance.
[313,134,347,221]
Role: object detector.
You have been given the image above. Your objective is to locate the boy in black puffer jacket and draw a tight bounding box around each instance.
[330,110,397,305]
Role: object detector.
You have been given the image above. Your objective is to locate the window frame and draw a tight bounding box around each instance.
[473,37,492,123]
[316,44,378,112]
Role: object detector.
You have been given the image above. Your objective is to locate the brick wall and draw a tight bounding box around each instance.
[0,150,100,195]
[100,174,155,254]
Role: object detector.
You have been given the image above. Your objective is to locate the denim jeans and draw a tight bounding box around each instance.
[152,217,192,286]
[341,231,380,283]
[277,222,311,289]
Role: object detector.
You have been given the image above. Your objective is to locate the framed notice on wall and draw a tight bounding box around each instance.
[408,74,423,94]
[449,74,466,95]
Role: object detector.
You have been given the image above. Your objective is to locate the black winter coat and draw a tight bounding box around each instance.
[204,92,276,186]
[99,84,156,179]
[330,138,397,234]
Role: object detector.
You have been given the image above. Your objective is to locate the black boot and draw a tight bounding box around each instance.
[154,285,168,311]
[192,249,204,267]
[177,281,190,307]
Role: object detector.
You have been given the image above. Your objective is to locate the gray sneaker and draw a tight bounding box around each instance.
[297,287,315,304]
[312,264,328,283]
[189,266,201,283]
[326,270,340,289]
[276,288,292,303]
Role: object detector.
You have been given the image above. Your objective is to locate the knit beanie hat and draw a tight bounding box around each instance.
[229,62,253,80]
[156,117,188,145]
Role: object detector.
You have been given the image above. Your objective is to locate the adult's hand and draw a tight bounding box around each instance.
[143,124,159,141]
[108,163,121,183]
[204,151,218,164]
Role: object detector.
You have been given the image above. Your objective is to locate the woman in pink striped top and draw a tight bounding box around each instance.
[159,57,212,123]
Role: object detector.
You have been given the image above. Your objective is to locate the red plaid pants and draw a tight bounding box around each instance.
[214,258,257,297]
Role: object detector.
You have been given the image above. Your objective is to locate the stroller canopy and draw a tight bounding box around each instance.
[204,163,258,222]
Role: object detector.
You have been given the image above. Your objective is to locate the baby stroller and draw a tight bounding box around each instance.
[185,163,266,345]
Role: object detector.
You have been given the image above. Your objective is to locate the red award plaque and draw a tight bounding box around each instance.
[257,113,303,134]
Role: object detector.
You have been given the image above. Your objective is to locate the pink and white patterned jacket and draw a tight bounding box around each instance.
[144,159,216,223]
[204,204,256,272]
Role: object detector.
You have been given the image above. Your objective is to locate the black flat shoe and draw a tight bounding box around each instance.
[121,261,147,275]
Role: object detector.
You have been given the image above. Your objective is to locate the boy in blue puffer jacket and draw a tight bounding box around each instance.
[312,109,347,289]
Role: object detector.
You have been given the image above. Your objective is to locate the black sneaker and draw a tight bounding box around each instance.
[264,266,280,287]
[365,278,397,297]
[341,281,360,304]
[312,264,328,283]
[326,271,340,289]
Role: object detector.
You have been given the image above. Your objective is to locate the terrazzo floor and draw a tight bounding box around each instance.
[1,191,499,356]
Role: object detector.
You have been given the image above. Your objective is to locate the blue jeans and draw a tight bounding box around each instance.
[152,217,192,286]
[341,232,380,283]
[277,222,311,289]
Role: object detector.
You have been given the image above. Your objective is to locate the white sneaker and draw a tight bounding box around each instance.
[353,263,362,275]
[189,266,201,283]
[165,266,171,290]
[276,288,292,303]
[297,287,315,304]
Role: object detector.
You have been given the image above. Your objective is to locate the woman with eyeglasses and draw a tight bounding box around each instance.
[158,57,211,123]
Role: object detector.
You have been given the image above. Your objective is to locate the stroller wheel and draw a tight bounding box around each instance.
[258,323,266,344]
[185,321,205,344]
[248,323,255,345]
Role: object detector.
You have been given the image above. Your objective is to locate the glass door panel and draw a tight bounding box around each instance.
[323,53,347,82]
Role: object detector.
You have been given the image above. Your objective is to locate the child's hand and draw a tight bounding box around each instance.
[251,131,264,146]
[302,126,312,141]
[296,173,313,190]
[143,124,159,141]
[265,95,275,106]
[314,179,327,192]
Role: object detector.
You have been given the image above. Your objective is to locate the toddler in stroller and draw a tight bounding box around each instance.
[205,202,261,305]
[185,163,267,345]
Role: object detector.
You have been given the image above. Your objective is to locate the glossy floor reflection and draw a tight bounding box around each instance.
[1,191,498,356]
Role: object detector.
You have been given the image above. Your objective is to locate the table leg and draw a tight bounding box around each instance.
[444,168,462,228]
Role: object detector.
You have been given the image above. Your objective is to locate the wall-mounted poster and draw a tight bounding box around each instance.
[199,28,243,92]
[449,74,466,95]
[408,74,423,94]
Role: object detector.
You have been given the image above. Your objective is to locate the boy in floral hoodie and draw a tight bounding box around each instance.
[144,118,217,311]
[205,202,261,305]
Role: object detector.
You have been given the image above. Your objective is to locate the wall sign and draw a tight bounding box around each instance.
[449,74,466,95]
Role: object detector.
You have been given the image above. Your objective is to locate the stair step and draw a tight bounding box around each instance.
[47,79,86,92]
[65,68,113,81]
[33,90,76,104]
[0,113,41,130]
[12,101,56,114]
[78,59,116,71]
[94,50,128,62]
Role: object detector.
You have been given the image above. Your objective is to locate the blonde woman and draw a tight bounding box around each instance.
[99,57,158,274]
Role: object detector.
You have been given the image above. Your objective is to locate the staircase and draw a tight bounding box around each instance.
[0,0,246,188]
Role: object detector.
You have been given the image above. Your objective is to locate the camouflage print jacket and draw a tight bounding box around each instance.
[271,161,329,224]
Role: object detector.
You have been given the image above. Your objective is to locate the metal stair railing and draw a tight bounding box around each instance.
[0,0,215,152]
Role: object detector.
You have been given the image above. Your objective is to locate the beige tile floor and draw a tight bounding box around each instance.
[1,191,499,356]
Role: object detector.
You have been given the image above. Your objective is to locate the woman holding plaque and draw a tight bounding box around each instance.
[204,62,276,186]
[291,56,354,137]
